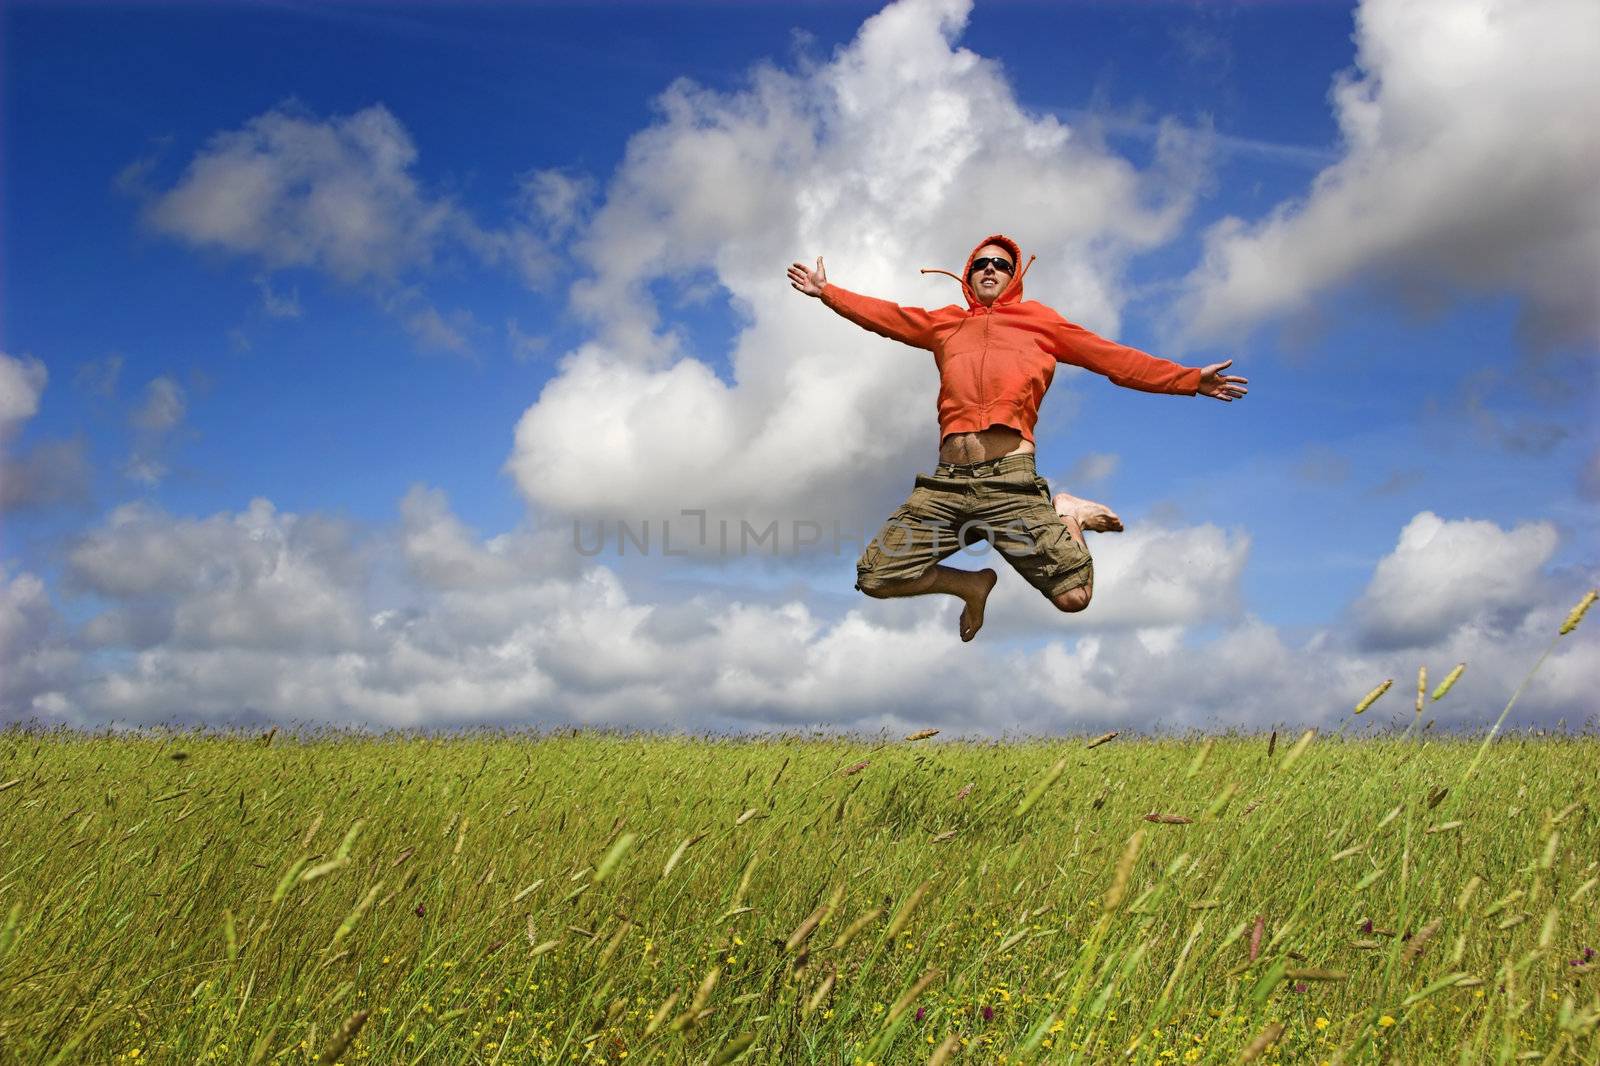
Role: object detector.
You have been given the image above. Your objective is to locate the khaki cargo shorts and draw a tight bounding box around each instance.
[854,453,1092,600]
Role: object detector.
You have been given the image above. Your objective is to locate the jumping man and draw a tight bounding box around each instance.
[787,234,1248,641]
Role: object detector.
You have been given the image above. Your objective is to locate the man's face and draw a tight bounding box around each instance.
[968,243,1014,306]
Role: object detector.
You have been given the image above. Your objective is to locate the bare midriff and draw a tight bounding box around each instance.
[937,425,1034,465]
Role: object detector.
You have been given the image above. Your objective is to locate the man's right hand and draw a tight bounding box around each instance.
[787,256,826,298]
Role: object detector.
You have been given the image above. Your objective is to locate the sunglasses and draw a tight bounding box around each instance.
[969,256,1014,276]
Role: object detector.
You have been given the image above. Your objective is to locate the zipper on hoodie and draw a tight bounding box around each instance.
[977,309,990,417]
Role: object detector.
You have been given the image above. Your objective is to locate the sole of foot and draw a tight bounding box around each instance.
[960,568,998,642]
[1053,492,1123,533]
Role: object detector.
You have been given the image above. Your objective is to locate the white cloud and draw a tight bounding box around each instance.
[0,352,47,437]
[1176,0,1600,348]
[10,491,1596,732]
[507,0,1206,533]
[506,318,546,363]
[397,484,582,590]
[130,376,185,433]
[404,305,475,357]
[145,104,463,283]
[1064,452,1119,486]
[975,521,1250,639]
[255,275,302,319]
[1352,511,1559,649]
[66,499,371,653]
[140,105,591,359]
[0,354,91,514]
[143,106,592,311]
[123,376,187,486]
[0,564,81,718]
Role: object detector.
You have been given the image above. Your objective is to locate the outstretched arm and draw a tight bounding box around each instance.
[1048,316,1210,396]
[787,255,941,351]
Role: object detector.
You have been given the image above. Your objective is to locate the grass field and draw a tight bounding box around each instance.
[2,601,1596,1065]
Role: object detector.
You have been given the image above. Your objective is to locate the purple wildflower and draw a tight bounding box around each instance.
[414,903,426,918]
[915,1007,926,1022]
[1293,982,1308,993]
[1585,947,1596,961]
[982,1005,995,1022]
[1360,919,1373,934]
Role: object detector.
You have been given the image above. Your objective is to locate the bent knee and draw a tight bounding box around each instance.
[1050,585,1092,613]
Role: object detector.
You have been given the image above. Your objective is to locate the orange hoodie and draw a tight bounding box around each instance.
[820,234,1202,443]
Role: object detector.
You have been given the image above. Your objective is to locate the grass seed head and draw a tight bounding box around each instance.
[1559,590,1596,634]
[885,879,932,940]
[1104,830,1144,911]
[802,972,835,1017]
[594,832,636,881]
[1354,679,1393,714]
[887,968,941,1023]
[831,906,884,951]
[317,1009,369,1065]
[1236,1021,1284,1062]
[928,1033,962,1065]
[1431,663,1467,701]
[1402,917,1442,963]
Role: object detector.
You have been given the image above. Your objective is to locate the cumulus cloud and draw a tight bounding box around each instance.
[1176,0,1600,348]
[0,564,81,719]
[0,352,47,437]
[130,376,185,433]
[66,498,371,653]
[0,353,92,514]
[975,521,1250,639]
[144,104,464,283]
[123,375,187,486]
[7,487,1595,732]
[506,0,1207,534]
[1353,511,1559,649]
[143,104,596,302]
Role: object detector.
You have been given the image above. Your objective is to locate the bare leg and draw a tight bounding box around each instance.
[861,565,998,642]
[1049,492,1122,612]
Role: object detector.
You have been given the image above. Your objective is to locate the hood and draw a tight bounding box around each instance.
[922,233,1034,310]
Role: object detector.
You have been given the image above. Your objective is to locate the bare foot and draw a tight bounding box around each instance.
[958,568,998,642]
[1053,492,1123,533]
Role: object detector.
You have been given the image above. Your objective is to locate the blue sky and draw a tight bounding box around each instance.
[2,0,1596,733]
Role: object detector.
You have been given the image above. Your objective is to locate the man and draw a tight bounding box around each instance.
[786,234,1247,641]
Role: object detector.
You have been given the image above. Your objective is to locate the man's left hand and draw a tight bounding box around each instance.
[1197,359,1249,402]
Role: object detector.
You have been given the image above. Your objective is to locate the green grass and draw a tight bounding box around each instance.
[1,722,1597,1065]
